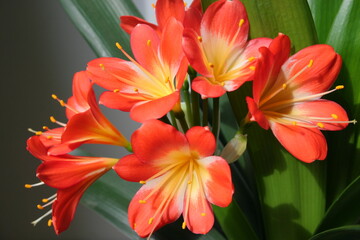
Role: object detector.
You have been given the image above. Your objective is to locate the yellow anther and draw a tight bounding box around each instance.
[336,85,344,90]
[317,122,324,128]
[151,3,156,8]
[209,63,214,68]
[50,116,56,123]
[133,223,137,229]
[47,219,53,227]
[308,59,314,68]
[239,19,245,27]
[197,36,202,42]
[182,221,186,229]
[99,63,105,70]
[184,2,187,7]
[188,180,192,184]
[201,212,206,216]
[46,136,53,140]
[139,180,146,184]
[148,217,154,224]
[249,66,256,71]
[139,200,146,204]
[59,100,65,107]
[147,40,151,46]
[116,42,123,50]
[292,121,297,126]
[24,184,32,189]
[35,131,43,136]
[282,83,287,89]
[113,89,120,93]
[134,88,139,92]
[37,204,44,210]
[331,114,338,119]
[51,94,58,100]
[42,198,49,203]
[165,77,170,83]
[248,57,255,61]
[42,126,49,130]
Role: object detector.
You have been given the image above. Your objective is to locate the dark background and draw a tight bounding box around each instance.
[1,1,144,239]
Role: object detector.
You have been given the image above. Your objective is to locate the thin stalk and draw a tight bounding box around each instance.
[173,109,189,132]
[182,80,193,127]
[212,97,220,140]
[159,115,171,125]
[169,111,179,130]
[188,67,201,126]
[202,98,209,127]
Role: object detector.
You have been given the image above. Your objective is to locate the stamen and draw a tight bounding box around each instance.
[139,200,146,204]
[292,121,297,126]
[336,85,344,90]
[25,182,44,188]
[201,212,206,216]
[113,89,120,93]
[42,194,56,203]
[37,198,56,210]
[239,19,245,27]
[248,57,255,62]
[308,59,314,68]
[331,114,338,119]
[282,83,287,89]
[147,40,151,46]
[317,123,324,128]
[133,223,137,229]
[209,63,214,68]
[151,3,156,8]
[37,204,44,210]
[49,116,66,127]
[47,219,53,227]
[115,42,122,50]
[148,217,154,224]
[249,66,256,71]
[99,63,105,70]
[139,180,146,184]
[31,210,52,226]
[27,128,43,136]
[182,221,186,229]
[42,126,49,130]
[197,36,202,42]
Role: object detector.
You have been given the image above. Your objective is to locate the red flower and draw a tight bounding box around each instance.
[87,18,188,122]
[26,136,118,234]
[120,0,201,36]
[114,120,233,238]
[246,34,353,162]
[30,71,130,155]
[183,0,271,98]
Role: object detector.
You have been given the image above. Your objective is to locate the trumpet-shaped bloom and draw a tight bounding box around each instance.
[32,71,130,155]
[120,0,201,36]
[26,136,118,234]
[87,18,188,122]
[183,0,271,98]
[246,33,352,162]
[114,120,233,238]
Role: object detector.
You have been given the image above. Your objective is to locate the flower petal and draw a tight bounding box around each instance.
[186,126,216,157]
[130,91,180,122]
[246,96,270,130]
[113,154,160,182]
[131,120,188,165]
[199,156,233,207]
[120,16,158,34]
[270,122,327,162]
[282,44,342,96]
[99,91,142,112]
[155,0,185,30]
[191,76,226,98]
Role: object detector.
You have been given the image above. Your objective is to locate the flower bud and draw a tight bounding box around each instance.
[221,133,247,163]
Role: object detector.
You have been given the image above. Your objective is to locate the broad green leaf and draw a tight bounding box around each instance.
[310,225,360,240]
[315,175,360,233]
[60,0,142,57]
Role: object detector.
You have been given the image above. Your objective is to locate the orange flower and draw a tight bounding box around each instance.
[114,120,233,238]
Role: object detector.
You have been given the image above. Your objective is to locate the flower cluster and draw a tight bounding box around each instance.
[26,0,354,239]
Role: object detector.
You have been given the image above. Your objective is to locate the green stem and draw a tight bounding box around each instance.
[182,80,193,127]
[169,111,179,130]
[202,98,209,127]
[189,67,201,126]
[159,115,171,125]
[212,97,220,140]
[173,109,189,132]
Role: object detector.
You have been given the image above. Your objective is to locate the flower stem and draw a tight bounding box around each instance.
[202,98,209,127]
[169,111,179,130]
[212,97,220,140]
[188,67,201,126]
[173,109,189,132]
[182,80,193,127]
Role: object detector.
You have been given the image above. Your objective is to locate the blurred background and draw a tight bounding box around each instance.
[0,0,157,239]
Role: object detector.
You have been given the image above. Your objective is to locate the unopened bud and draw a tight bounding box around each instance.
[221,133,247,163]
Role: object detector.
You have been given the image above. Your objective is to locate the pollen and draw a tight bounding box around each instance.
[115,42,123,50]
[47,219,53,227]
[113,89,120,93]
[282,83,287,89]
[139,180,146,184]
[151,3,156,8]
[37,204,44,210]
[184,2,187,7]
[317,122,324,128]
[239,19,245,27]
[336,85,344,90]
[46,136,53,140]
[292,121,297,126]
[133,223,137,229]
[42,126,49,130]
[331,114,338,119]
[308,59,314,68]
[148,217,154,224]
[197,36,202,42]
[99,63,105,70]
[51,94,58,100]
[209,63,214,68]
[50,116,56,123]
[147,40,151,46]
[201,212,206,216]
[248,57,255,61]
[24,184,32,189]
[182,221,186,229]
[249,66,256,71]
[134,88,139,92]
[42,198,49,203]
[35,131,43,136]
[139,200,146,204]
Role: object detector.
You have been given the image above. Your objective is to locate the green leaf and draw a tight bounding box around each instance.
[315,175,360,233]
[60,0,142,57]
[310,225,360,240]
